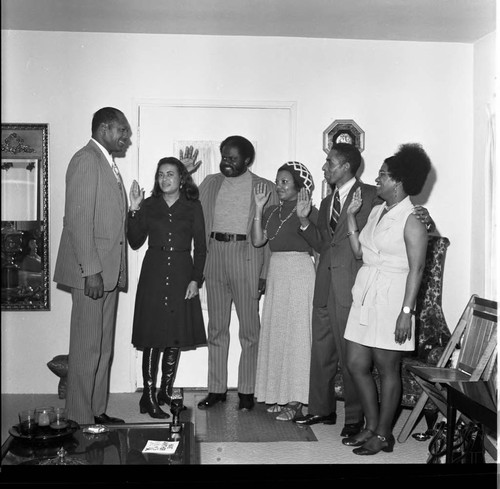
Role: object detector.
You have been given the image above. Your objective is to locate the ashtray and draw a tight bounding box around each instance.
[82,424,109,434]
[412,432,431,441]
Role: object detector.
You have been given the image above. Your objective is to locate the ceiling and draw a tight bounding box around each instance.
[0,0,496,44]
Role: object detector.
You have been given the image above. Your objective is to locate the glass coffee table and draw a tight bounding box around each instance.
[1,421,196,466]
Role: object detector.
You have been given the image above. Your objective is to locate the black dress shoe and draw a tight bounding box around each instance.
[353,433,395,455]
[294,412,337,425]
[197,392,227,409]
[238,393,254,410]
[340,420,365,437]
[94,413,125,424]
[342,428,374,446]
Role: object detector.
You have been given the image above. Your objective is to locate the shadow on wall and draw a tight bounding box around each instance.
[412,165,436,207]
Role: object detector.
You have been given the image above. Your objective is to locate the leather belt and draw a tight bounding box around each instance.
[149,246,189,252]
[210,232,247,242]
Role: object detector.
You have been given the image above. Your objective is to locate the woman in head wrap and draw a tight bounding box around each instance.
[251,161,319,421]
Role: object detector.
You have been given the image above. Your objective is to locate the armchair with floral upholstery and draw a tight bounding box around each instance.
[334,235,451,437]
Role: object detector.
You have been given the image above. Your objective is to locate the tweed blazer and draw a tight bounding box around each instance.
[54,140,127,291]
[199,170,279,297]
[299,179,379,308]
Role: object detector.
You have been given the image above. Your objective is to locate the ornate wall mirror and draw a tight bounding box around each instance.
[323,119,365,154]
[1,124,49,310]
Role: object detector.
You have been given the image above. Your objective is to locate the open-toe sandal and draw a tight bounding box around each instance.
[276,402,302,421]
[266,404,283,413]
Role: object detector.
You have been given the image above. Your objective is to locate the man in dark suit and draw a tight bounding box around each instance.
[192,136,279,411]
[294,143,377,436]
[54,107,131,425]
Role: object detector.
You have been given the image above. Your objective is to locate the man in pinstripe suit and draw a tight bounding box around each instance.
[54,107,131,425]
[193,136,279,410]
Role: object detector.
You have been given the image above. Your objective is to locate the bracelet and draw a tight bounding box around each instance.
[347,229,359,237]
[129,208,140,218]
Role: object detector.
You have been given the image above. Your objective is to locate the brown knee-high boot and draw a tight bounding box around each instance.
[139,348,169,419]
[157,347,180,406]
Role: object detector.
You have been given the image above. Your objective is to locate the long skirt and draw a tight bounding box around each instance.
[255,251,315,405]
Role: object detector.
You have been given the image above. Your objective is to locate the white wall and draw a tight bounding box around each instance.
[471,31,497,298]
[1,30,484,394]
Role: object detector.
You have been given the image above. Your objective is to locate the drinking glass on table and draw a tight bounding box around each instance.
[50,407,69,430]
[18,409,37,436]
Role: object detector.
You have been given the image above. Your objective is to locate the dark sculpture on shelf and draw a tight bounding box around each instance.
[47,355,69,399]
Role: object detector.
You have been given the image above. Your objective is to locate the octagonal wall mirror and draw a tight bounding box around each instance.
[1,123,50,310]
[322,119,365,198]
[323,119,365,154]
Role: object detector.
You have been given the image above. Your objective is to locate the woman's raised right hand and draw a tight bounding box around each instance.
[254,183,270,208]
[129,180,144,209]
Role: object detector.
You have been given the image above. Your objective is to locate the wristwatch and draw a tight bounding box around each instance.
[402,306,415,315]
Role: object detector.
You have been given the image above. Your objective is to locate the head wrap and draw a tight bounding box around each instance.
[280,161,314,193]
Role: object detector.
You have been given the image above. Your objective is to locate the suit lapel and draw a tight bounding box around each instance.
[205,174,223,239]
[323,193,334,237]
[247,172,258,233]
[88,140,124,212]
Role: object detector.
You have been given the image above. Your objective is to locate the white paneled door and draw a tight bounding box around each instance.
[132,101,296,389]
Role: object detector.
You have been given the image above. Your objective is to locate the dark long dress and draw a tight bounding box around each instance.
[127,195,207,349]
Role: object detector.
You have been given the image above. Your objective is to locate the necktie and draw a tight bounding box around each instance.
[112,162,122,189]
[329,188,340,233]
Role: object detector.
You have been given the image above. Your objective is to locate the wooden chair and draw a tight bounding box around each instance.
[397,295,497,442]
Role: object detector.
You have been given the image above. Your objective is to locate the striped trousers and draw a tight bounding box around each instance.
[66,287,118,424]
[204,239,261,394]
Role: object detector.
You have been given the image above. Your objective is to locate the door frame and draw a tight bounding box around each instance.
[127,98,298,390]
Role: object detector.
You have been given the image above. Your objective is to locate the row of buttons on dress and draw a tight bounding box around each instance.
[165,213,173,306]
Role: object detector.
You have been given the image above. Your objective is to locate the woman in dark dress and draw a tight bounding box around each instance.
[128,157,207,419]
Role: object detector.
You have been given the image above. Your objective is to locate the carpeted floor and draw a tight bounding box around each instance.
[1,389,496,467]
[194,392,317,442]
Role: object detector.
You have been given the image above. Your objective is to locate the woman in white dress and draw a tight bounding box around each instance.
[341,144,431,455]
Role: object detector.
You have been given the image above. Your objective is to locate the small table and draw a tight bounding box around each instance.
[444,381,497,463]
[1,421,196,466]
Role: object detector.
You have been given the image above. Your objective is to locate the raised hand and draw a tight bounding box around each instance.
[346,187,362,215]
[179,145,202,174]
[296,188,311,218]
[254,182,271,209]
[129,179,144,210]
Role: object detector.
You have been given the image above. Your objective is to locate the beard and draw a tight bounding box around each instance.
[219,163,246,178]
